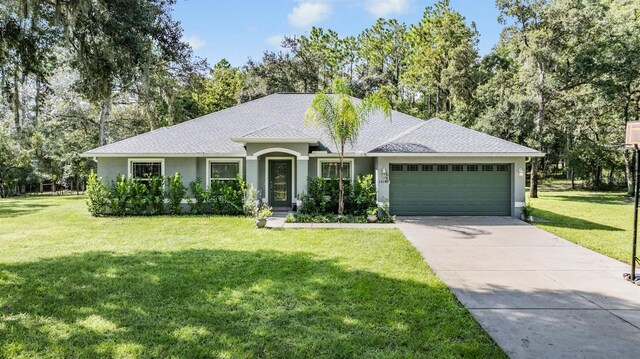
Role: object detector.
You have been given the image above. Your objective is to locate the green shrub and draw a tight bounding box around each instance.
[352,174,376,216]
[86,171,109,216]
[244,184,259,216]
[300,175,367,216]
[377,199,395,223]
[207,175,247,215]
[323,179,353,214]
[109,175,132,216]
[147,176,165,215]
[129,179,149,215]
[285,213,368,223]
[189,177,207,214]
[300,177,328,214]
[166,173,187,215]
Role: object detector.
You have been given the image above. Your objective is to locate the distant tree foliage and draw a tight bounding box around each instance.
[1,0,639,196]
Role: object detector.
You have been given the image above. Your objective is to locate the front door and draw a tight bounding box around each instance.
[269,160,291,208]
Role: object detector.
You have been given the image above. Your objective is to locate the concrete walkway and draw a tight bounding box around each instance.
[397,216,640,359]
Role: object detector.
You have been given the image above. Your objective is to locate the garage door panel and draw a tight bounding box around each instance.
[389,163,511,216]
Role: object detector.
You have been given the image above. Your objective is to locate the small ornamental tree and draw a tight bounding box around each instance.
[305,81,391,215]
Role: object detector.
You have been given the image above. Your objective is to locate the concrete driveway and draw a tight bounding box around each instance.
[397,216,640,359]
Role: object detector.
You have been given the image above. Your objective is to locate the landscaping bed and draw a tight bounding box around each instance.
[285,213,394,224]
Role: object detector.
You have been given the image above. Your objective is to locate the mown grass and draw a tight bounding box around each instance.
[530,189,634,263]
[0,195,503,358]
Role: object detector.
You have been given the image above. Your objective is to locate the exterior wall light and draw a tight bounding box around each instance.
[518,168,524,177]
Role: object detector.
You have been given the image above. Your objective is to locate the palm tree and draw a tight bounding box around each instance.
[305,82,391,215]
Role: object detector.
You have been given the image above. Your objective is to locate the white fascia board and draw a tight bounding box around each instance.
[368,152,545,157]
[81,152,247,158]
[231,137,319,144]
[308,152,367,157]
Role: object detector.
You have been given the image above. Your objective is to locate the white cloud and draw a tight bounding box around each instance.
[184,35,205,50]
[364,0,409,18]
[266,34,285,47]
[288,2,331,28]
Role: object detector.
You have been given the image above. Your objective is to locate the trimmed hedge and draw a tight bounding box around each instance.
[297,174,394,222]
[86,172,249,216]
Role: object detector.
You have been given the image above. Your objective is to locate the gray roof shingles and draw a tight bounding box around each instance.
[370,119,541,154]
[237,122,315,139]
[84,93,541,156]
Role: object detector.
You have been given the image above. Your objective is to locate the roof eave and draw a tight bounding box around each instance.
[80,152,247,158]
[231,137,320,144]
[368,152,545,157]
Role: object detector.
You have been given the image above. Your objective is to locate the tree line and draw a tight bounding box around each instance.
[1,0,639,197]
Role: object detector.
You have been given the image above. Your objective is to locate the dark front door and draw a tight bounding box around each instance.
[269,160,292,208]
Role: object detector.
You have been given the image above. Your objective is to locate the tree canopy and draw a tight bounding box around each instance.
[0,0,638,196]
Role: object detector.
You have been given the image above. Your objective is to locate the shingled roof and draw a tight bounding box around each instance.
[84,93,542,156]
[370,119,540,155]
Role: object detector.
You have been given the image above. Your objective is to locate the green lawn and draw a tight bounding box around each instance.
[0,196,503,358]
[530,188,634,263]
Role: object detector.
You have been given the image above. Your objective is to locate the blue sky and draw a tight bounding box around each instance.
[172,0,502,67]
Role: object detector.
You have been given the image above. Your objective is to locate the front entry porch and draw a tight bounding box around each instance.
[244,146,310,210]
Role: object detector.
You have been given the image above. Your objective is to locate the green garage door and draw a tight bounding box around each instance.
[389,163,511,216]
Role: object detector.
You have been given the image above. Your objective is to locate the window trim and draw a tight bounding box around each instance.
[317,158,355,182]
[128,158,165,180]
[206,158,243,186]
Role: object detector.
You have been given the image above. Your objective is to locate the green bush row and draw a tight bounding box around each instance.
[86,172,248,216]
[298,174,394,222]
[285,213,368,223]
[299,175,377,216]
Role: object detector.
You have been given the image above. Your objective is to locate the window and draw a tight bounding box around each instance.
[467,164,478,172]
[207,158,243,185]
[129,159,164,182]
[482,165,494,171]
[452,164,464,172]
[211,162,239,180]
[391,164,403,172]
[422,164,433,171]
[407,164,419,171]
[437,164,448,172]
[319,160,352,180]
[497,164,509,172]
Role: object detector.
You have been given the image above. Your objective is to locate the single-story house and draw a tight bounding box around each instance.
[83,93,543,216]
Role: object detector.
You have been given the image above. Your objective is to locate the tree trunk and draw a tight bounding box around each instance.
[99,95,112,146]
[530,61,546,199]
[530,159,539,198]
[13,69,21,136]
[338,144,345,216]
[624,151,633,194]
[624,86,634,194]
[608,168,615,186]
[570,169,575,190]
[34,79,41,127]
